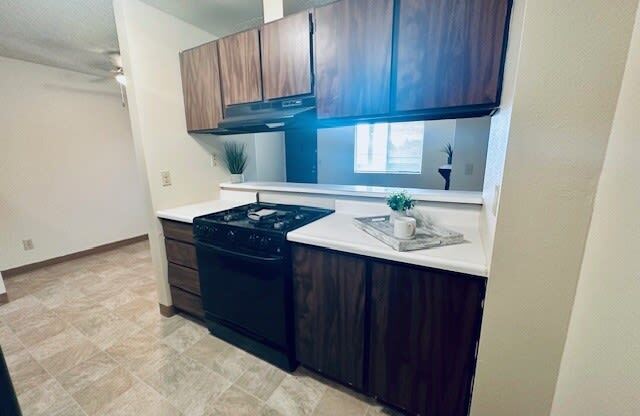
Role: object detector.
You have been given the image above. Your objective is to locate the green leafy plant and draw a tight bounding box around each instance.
[441,143,454,164]
[222,142,248,174]
[386,191,415,212]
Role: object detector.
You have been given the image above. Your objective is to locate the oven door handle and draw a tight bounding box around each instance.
[196,241,284,264]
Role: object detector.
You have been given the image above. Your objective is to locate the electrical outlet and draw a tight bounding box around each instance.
[22,239,34,251]
[161,171,172,187]
[210,153,218,167]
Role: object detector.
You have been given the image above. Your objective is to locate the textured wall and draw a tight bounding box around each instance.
[551,5,640,414]
[472,0,640,414]
[0,56,146,271]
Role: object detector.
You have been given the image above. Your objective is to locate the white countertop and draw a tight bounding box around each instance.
[221,182,483,205]
[287,212,488,277]
[156,200,245,223]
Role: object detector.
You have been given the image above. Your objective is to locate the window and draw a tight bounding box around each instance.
[354,121,425,174]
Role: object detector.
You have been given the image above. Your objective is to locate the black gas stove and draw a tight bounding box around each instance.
[193,202,333,371]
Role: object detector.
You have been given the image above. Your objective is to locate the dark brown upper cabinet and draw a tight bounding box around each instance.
[179,41,223,132]
[314,0,394,119]
[261,11,313,100]
[369,261,486,416]
[394,0,511,112]
[292,245,367,390]
[218,29,263,106]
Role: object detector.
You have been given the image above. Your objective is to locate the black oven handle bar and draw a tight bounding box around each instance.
[195,240,284,264]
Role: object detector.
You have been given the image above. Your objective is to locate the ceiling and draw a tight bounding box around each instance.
[0,0,335,78]
[0,0,120,77]
[139,0,336,37]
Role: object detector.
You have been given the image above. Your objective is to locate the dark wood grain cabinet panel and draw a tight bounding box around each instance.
[170,286,204,319]
[218,29,263,105]
[165,239,198,270]
[395,0,511,111]
[369,261,486,416]
[292,245,367,389]
[161,220,194,244]
[168,263,200,296]
[314,0,394,119]
[179,41,223,132]
[261,11,313,100]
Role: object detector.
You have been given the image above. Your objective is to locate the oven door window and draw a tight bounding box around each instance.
[196,243,288,348]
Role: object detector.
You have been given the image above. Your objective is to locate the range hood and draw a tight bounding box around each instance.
[210,97,316,135]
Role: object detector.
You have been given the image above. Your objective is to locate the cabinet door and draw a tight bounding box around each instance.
[369,262,486,416]
[395,0,511,111]
[292,245,366,389]
[261,11,313,100]
[314,0,393,119]
[179,41,223,131]
[218,29,263,105]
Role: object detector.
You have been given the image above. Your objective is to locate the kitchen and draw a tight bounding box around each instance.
[1,0,639,415]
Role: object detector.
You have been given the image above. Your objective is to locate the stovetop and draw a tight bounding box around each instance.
[193,203,333,253]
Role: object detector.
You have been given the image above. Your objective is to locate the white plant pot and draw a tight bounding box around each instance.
[390,210,409,224]
[230,173,245,184]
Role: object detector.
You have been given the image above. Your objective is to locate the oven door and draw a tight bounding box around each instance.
[195,241,289,349]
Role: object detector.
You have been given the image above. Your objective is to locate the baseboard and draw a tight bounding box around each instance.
[0,293,8,305]
[1,235,149,278]
[158,303,176,317]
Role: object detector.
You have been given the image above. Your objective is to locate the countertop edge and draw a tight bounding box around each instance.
[221,182,483,205]
[286,233,488,278]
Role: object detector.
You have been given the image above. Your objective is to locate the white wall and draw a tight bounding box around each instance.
[472,0,640,415]
[0,56,146,271]
[551,5,640,415]
[114,0,224,306]
[450,117,491,191]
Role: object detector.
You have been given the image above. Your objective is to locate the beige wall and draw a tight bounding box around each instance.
[472,0,640,415]
[551,5,640,415]
[113,0,226,306]
[0,56,146,271]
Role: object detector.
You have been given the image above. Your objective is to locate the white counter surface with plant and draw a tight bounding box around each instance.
[287,196,488,277]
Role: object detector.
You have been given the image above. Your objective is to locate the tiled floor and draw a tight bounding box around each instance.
[0,241,401,416]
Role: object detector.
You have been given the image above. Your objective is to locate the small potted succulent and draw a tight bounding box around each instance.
[223,142,248,183]
[386,191,415,223]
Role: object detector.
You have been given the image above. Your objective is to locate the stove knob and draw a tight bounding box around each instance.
[259,237,269,249]
[227,230,236,241]
[248,234,259,247]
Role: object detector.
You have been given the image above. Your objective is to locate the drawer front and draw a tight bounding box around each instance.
[161,220,194,244]
[165,239,198,269]
[168,263,200,295]
[170,286,204,319]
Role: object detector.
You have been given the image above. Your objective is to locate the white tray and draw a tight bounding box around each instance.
[353,215,464,252]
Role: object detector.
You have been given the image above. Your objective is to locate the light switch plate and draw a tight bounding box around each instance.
[161,171,172,187]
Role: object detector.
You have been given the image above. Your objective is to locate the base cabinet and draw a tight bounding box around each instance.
[292,245,367,389]
[291,244,486,416]
[369,261,486,416]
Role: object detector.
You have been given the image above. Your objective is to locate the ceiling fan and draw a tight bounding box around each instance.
[91,51,128,107]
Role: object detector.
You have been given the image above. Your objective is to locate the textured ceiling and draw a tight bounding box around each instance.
[140,0,336,37]
[0,0,335,78]
[0,0,120,77]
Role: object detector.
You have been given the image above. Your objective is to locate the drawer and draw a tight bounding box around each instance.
[161,219,194,244]
[170,286,204,319]
[165,239,198,269]
[168,263,200,295]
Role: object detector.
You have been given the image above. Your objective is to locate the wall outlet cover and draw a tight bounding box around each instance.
[161,171,172,187]
[22,239,34,251]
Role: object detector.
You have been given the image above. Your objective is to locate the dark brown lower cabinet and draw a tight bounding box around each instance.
[292,245,367,390]
[291,244,486,416]
[369,261,486,416]
[161,219,203,320]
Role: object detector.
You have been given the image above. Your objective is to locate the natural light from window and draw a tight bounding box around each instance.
[354,121,425,174]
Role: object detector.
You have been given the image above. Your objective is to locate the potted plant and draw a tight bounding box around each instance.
[222,142,248,183]
[386,191,415,223]
[441,143,454,165]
